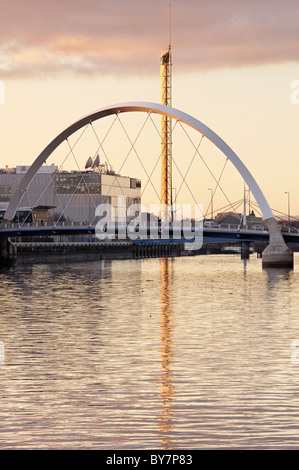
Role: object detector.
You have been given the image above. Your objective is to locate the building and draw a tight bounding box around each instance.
[0,164,141,224]
[215,210,264,228]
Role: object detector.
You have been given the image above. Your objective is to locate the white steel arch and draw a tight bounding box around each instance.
[3,102,274,222]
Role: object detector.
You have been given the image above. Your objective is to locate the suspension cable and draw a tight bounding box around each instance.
[89,112,156,226]
[89,115,127,199]
[177,121,240,215]
[116,113,161,202]
[175,134,205,201]
[204,158,229,219]
[139,114,181,202]
[16,122,91,229]
[53,138,97,226]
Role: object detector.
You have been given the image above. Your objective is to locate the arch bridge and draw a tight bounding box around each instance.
[1,102,293,268]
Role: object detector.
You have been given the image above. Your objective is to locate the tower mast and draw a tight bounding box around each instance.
[160,4,172,223]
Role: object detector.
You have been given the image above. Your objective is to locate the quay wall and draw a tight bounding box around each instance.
[14,241,184,264]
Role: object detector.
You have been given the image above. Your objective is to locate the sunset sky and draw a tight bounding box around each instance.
[1,0,299,217]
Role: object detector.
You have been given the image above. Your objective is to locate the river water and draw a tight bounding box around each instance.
[1,253,299,449]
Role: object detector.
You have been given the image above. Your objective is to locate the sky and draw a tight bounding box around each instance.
[1,0,299,217]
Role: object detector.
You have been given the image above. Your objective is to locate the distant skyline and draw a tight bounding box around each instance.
[1,0,299,216]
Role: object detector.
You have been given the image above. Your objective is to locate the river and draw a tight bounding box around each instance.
[1,254,299,449]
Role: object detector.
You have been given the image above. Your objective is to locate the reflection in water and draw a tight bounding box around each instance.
[2,255,299,449]
[243,258,248,279]
[157,258,175,448]
[264,267,293,285]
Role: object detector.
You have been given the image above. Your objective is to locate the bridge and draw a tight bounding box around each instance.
[2,220,299,243]
[1,221,298,255]
[0,102,295,268]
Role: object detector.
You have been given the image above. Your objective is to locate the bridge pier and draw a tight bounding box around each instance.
[262,217,294,268]
[0,237,17,265]
[241,241,250,260]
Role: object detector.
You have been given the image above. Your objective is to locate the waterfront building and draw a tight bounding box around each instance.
[0,164,141,224]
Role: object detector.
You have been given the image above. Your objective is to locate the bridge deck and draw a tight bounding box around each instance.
[1,224,298,243]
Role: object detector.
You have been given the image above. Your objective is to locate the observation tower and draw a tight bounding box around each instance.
[160,6,173,223]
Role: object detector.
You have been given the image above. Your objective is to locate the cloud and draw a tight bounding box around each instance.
[1,0,299,78]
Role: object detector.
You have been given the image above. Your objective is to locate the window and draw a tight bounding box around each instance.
[130,178,141,189]
[55,174,101,195]
[0,185,11,201]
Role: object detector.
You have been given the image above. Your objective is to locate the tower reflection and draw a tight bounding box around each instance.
[157,257,176,449]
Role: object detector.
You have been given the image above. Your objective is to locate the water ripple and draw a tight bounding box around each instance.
[1,255,299,448]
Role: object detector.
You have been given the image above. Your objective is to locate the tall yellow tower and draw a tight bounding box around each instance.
[160,6,172,223]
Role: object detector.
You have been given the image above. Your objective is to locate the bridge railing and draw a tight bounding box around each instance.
[218,223,268,231]
[0,220,93,230]
[1,220,296,235]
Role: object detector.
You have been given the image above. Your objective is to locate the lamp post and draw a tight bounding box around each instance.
[208,188,213,220]
[285,191,290,225]
[246,189,251,215]
[172,186,177,222]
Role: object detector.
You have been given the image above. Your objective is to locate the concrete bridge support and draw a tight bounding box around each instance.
[262,217,294,268]
[241,241,250,260]
[0,238,17,265]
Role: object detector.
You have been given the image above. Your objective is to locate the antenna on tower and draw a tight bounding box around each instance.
[169,3,172,50]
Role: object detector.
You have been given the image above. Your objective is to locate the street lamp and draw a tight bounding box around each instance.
[208,188,213,220]
[285,191,290,225]
[246,189,251,215]
[172,187,177,222]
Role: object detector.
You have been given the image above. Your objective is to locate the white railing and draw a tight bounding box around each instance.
[1,220,297,235]
[0,220,93,230]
